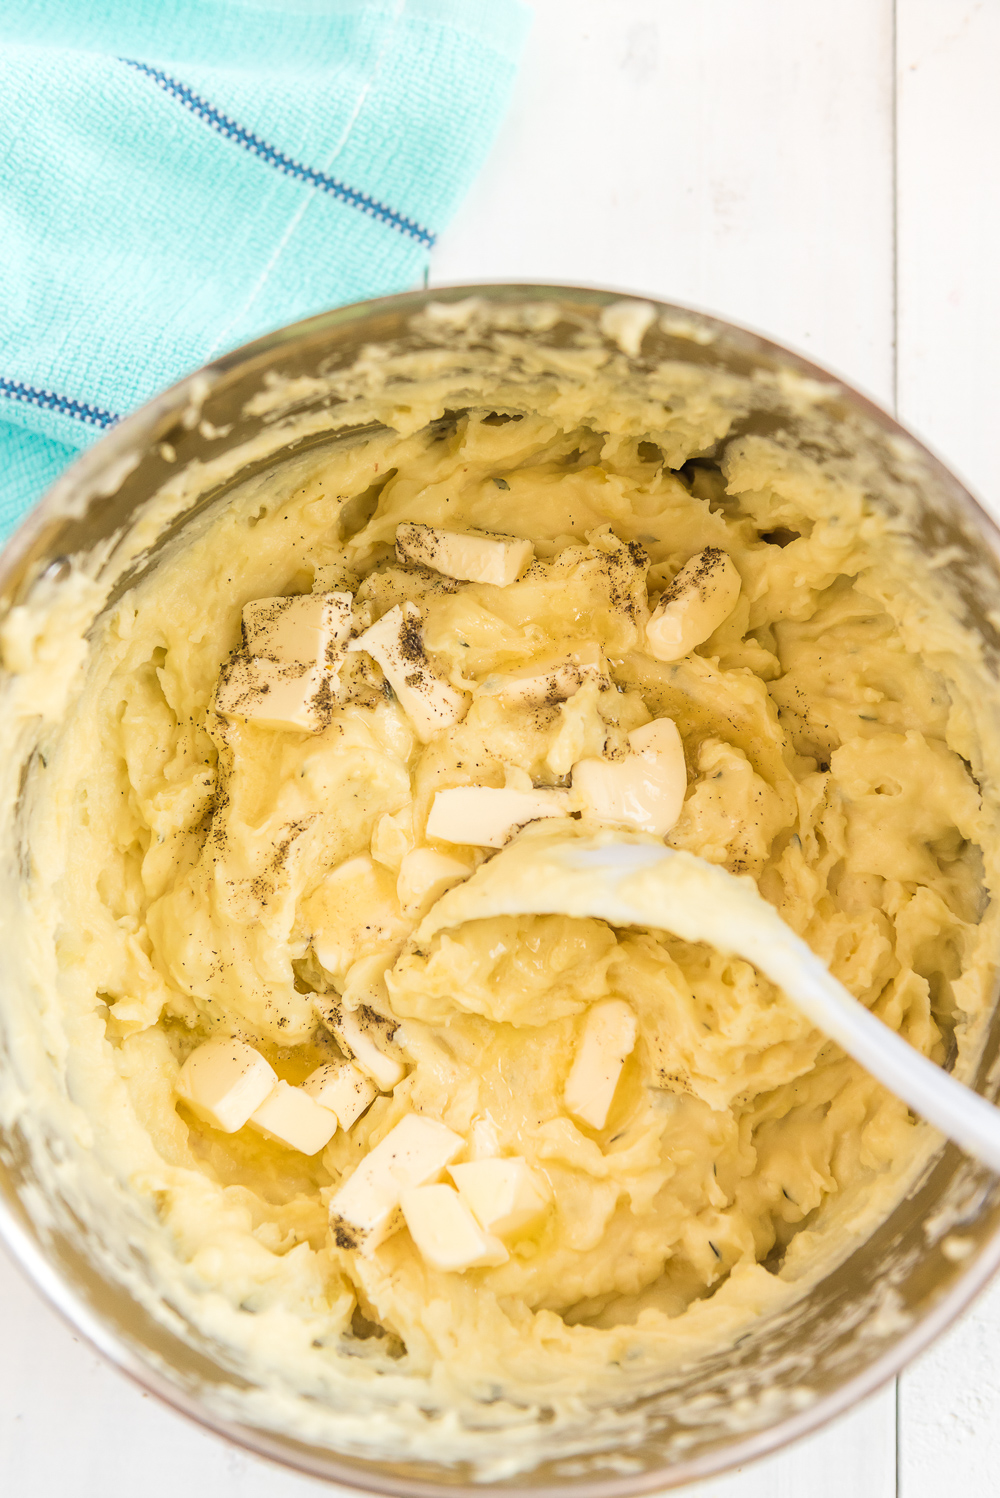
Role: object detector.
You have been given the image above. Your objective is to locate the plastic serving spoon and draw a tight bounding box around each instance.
[411,823,1000,1174]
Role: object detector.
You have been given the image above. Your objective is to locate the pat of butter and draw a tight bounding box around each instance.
[425,785,570,849]
[348,603,468,743]
[395,522,533,587]
[319,1000,406,1092]
[307,854,408,979]
[249,1079,338,1155]
[242,591,352,667]
[396,847,470,916]
[213,656,333,733]
[329,1113,465,1254]
[401,1183,509,1271]
[564,1000,638,1131]
[572,716,686,837]
[468,1115,501,1160]
[302,1061,376,1131]
[174,1037,276,1133]
[646,548,741,662]
[478,644,606,707]
[371,807,414,872]
[449,1157,551,1239]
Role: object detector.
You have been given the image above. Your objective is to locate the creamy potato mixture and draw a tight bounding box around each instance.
[12,374,999,1452]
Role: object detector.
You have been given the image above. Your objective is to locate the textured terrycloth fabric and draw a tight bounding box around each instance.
[0,0,530,535]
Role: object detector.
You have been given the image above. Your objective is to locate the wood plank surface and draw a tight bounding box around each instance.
[0,1248,326,1497]
[895,0,1000,516]
[695,1387,897,1498]
[895,1,1000,1488]
[432,0,897,407]
[899,1278,1000,1498]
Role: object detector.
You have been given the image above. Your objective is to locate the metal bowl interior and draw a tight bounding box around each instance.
[2,285,1000,1494]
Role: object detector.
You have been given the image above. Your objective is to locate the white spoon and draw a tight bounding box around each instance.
[413,823,1000,1174]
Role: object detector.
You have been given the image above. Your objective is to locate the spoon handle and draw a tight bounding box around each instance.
[415,829,1000,1175]
[733,891,1000,1174]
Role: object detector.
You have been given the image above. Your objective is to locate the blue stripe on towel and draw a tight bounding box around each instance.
[0,378,120,429]
[121,59,437,248]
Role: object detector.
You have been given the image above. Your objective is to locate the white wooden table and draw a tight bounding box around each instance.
[3,2,1000,1492]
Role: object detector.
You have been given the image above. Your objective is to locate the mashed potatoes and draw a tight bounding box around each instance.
[3,303,999,1470]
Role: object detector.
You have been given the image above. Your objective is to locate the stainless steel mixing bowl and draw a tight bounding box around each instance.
[2,284,1000,1493]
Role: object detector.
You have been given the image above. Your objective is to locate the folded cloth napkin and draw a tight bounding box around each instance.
[0,0,530,536]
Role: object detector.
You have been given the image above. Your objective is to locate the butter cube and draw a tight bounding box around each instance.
[321,1001,406,1092]
[249,1079,338,1155]
[425,785,570,849]
[478,644,605,707]
[401,1184,509,1271]
[572,716,686,837]
[396,522,533,587]
[646,548,741,662]
[174,1037,276,1133]
[214,590,352,733]
[243,591,352,667]
[449,1158,551,1239]
[306,854,408,979]
[213,655,333,733]
[348,603,468,742]
[371,807,415,872]
[329,1113,465,1253]
[396,847,470,916]
[564,1000,638,1131]
[303,1061,376,1130]
[468,1115,501,1160]
[628,718,683,758]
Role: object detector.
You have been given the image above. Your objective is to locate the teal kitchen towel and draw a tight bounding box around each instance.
[0,0,530,535]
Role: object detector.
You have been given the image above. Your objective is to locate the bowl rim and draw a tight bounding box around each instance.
[3,280,1000,1495]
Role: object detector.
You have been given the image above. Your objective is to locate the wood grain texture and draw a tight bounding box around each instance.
[896,0,1000,517]
[695,1386,897,1498]
[899,1275,1000,1497]
[896,3,1000,1492]
[431,0,897,406]
[0,1248,326,1498]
